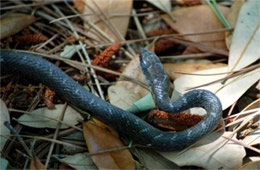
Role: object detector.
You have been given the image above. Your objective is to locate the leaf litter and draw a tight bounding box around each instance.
[0,0,259,169]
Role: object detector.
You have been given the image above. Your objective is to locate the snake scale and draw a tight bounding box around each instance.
[0,49,222,151]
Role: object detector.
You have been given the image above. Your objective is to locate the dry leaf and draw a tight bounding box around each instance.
[243,128,260,146]
[159,132,246,169]
[0,13,36,40]
[133,149,180,169]
[18,104,83,129]
[61,131,85,154]
[54,153,98,170]
[91,118,119,137]
[116,56,148,97]
[174,66,260,110]
[74,0,133,42]
[30,156,46,170]
[228,0,260,71]
[248,157,260,162]
[228,98,260,132]
[162,5,230,50]
[108,85,142,110]
[83,121,135,169]
[239,160,260,170]
[147,0,172,14]
[164,62,226,80]
[0,99,10,151]
[226,0,244,48]
[59,163,74,170]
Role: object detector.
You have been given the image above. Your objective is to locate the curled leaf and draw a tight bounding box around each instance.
[83,121,135,169]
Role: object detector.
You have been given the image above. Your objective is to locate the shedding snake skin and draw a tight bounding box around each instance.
[0,49,222,151]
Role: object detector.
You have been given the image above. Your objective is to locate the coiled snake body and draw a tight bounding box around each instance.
[0,49,222,151]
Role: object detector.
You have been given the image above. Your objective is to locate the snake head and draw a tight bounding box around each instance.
[140,48,160,71]
[140,48,172,99]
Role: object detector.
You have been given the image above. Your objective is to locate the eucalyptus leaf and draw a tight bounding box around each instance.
[18,104,83,129]
[0,100,10,152]
[147,0,171,13]
[108,85,142,110]
[146,0,175,21]
[228,0,260,71]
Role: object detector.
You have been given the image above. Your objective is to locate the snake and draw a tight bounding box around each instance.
[0,49,222,151]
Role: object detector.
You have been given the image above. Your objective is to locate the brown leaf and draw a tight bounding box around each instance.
[163,62,227,80]
[73,0,86,13]
[0,13,36,40]
[74,0,133,42]
[116,56,148,97]
[83,121,135,169]
[162,5,230,51]
[30,156,46,170]
[59,162,74,170]
[146,28,176,37]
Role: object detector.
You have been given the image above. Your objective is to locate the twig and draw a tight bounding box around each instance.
[51,4,106,100]
[4,121,33,158]
[45,103,68,167]
[10,108,83,131]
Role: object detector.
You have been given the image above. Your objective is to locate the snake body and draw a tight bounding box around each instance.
[0,49,222,151]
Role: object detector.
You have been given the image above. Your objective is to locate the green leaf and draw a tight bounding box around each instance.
[126,93,155,114]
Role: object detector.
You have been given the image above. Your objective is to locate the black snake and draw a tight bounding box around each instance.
[0,49,222,151]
